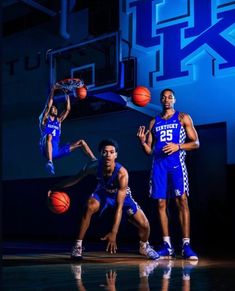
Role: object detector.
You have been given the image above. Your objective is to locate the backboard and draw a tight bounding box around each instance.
[48,32,120,92]
[47,31,159,118]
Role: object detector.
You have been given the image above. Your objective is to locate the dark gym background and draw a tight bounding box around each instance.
[2,0,235,256]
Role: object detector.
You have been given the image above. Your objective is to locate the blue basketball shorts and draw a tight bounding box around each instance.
[90,191,140,217]
[150,157,189,199]
[40,136,71,159]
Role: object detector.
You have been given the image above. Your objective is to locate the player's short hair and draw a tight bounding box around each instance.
[160,88,175,98]
[98,138,119,153]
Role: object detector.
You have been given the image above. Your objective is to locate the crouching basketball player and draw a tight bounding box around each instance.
[48,138,159,260]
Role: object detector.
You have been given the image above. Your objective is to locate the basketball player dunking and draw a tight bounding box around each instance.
[137,88,200,260]
[39,84,96,175]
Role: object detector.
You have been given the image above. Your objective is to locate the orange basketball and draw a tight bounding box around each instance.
[48,191,70,214]
[132,86,151,107]
[76,86,87,100]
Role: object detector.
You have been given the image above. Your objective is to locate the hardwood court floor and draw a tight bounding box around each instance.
[2,242,235,290]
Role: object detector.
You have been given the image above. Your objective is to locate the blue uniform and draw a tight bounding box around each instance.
[91,161,140,217]
[39,117,70,159]
[150,111,189,199]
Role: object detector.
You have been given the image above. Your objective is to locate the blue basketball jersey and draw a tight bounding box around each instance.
[150,111,189,199]
[95,161,131,197]
[91,161,139,217]
[40,117,61,144]
[152,111,186,163]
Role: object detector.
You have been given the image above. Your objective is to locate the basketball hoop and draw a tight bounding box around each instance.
[56,78,85,91]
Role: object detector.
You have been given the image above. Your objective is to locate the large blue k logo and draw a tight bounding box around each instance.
[129,0,235,81]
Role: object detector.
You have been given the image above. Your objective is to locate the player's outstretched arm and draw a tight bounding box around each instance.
[101,167,127,254]
[58,92,71,122]
[39,85,56,128]
[48,160,98,196]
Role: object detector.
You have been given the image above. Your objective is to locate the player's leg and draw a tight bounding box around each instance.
[70,139,97,161]
[151,160,174,258]
[171,161,190,238]
[156,198,175,257]
[79,197,100,239]
[129,208,150,242]
[157,199,169,237]
[45,134,53,161]
[127,205,159,260]
[175,193,190,238]
[130,209,160,260]
[172,164,198,260]
[175,193,197,260]
[71,196,100,260]
[156,199,175,258]
[43,134,55,175]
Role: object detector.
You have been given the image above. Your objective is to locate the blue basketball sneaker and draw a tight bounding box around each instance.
[46,161,55,175]
[157,242,175,259]
[182,243,198,260]
[139,242,160,260]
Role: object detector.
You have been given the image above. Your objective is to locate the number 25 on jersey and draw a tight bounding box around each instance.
[160,130,173,142]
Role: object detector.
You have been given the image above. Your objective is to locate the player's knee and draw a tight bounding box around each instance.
[74,139,86,147]
[80,139,87,146]
[86,199,99,214]
[158,199,166,211]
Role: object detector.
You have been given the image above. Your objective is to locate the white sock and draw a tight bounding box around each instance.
[140,241,148,248]
[182,238,190,246]
[163,236,172,247]
[75,239,83,247]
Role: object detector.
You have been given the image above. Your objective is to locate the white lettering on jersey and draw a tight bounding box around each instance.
[155,123,178,132]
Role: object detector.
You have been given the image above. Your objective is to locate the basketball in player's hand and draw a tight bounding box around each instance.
[132,86,151,107]
[48,191,70,214]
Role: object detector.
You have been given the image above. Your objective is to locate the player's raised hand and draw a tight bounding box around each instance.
[137,126,149,144]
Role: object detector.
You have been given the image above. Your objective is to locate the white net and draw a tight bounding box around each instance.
[56,78,85,91]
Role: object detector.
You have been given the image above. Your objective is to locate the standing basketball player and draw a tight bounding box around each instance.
[137,88,199,260]
[49,138,159,260]
[39,85,96,175]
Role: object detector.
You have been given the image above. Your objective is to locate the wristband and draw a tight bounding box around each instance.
[178,144,181,150]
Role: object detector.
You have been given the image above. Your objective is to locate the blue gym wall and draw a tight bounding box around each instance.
[120,0,235,164]
[2,0,235,180]
[2,1,235,247]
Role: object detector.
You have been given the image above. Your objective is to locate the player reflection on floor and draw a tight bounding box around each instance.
[70,260,198,291]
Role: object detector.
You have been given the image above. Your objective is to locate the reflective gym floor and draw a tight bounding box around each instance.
[3,241,235,290]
